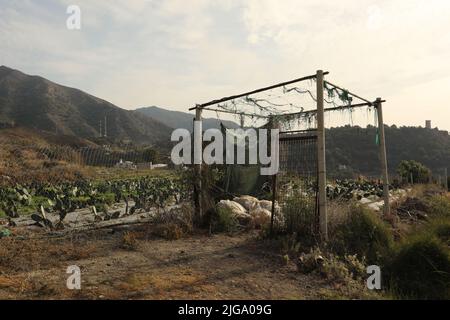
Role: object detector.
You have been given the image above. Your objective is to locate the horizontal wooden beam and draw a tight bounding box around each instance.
[189,72,329,111]
[201,100,385,121]
[200,107,270,119]
[324,80,373,104]
[277,101,383,118]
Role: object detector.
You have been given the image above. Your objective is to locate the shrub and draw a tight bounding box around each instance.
[296,247,366,284]
[152,204,194,240]
[397,160,431,184]
[433,223,450,245]
[211,206,239,233]
[282,194,317,246]
[280,233,302,256]
[153,223,185,240]
[427,195,450,218]
[330,205,393,264]
[421,218,450,246]
[385,234,450,299]
[121,231,139,250]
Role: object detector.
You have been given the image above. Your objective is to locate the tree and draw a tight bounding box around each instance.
[397,160,431,184]
[143,148,160,163]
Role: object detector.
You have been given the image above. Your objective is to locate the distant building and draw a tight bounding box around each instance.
[425,120,432,129]
[115,159,136,169]
[135,162,168,170]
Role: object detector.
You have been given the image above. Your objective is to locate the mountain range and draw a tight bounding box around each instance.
[0,65,448,176]
[0,66,172,146]
[0,66,238,148]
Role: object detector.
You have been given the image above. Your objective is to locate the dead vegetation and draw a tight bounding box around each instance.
[0,222,379,300]
[0,127,94,185]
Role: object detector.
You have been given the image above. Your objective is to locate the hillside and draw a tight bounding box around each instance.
[0,66,172,146]
[136,106,239,130]
[326,125,450,177]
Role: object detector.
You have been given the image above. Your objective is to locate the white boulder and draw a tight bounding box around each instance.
[368,201,384,212]
[233,195,259,211]
[258,200,281,214]
[217,200,250,220]
[249,207,272,228]
[359,197,372,205]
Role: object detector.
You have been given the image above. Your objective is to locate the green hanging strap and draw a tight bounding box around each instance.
[374,105,380,145]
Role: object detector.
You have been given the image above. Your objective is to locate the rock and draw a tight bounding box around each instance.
[359,197,372,205]
[217,200,251,222]
[368,201,384,212]
[233,195,259,211]
[258,200,272,211]
[258,200,281,214]
[249,207,272,228]
[250,207,271,217]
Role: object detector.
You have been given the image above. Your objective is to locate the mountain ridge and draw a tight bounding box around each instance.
[0,66,172,146]
[135,106,239,131]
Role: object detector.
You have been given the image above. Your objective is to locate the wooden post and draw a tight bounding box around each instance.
[376,98,391,218]
[316,70,328,241]
[194,108,203,224]
[445,168,448,191]
[270,116,280,237]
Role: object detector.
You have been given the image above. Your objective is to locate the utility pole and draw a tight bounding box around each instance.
[316,70,328,241]
[376,98,391,219]
[104,115,107,138]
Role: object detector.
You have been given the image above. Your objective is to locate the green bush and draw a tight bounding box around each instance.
[330,205,393,264]
[282,194,317,246]
[212,206,239,233]
[422,218,450,246]
[433,223,450,245]
[397,160,431,184]
[385,234,450,299]
[427,195,450,218]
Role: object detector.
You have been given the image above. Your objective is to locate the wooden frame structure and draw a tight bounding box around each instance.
[190,70,391,240]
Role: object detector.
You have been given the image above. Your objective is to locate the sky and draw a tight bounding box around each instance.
[1,0,450,130]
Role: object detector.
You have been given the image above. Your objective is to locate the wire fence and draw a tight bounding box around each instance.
[1,144,164,169]
[277,132,318,235]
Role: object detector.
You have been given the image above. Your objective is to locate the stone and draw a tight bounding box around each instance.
[217,200,250,220]
[233,195,259,211]
[359,197,372,205]
[249,207,272,228]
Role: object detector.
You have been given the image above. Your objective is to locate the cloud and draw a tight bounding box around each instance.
[0,0,450,129]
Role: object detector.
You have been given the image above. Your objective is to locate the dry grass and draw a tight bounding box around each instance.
[120,231,139,250]
[0,127,97,185]
[0,236,96,273]
[115,268,212,299]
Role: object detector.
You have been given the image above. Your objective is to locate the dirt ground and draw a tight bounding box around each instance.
[0,225,377,300]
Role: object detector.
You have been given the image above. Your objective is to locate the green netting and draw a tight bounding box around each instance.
[224,164,267,196]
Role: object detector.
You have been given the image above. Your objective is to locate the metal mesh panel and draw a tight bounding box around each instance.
[277,132,318,235]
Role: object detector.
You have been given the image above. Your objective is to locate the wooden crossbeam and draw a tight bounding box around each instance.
[190,72,329,111]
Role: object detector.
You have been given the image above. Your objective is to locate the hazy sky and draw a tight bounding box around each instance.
[1,0,450,130]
